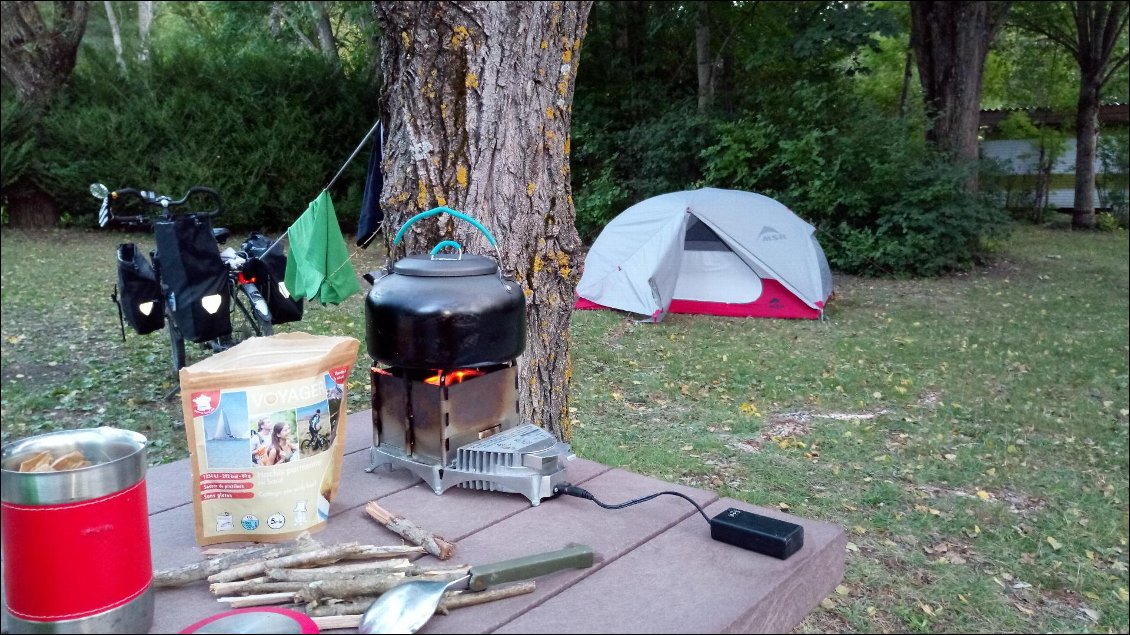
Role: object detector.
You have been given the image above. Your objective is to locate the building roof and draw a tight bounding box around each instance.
[979,103,1128,130]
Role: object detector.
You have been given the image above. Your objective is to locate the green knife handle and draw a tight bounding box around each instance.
[467,544,595,592]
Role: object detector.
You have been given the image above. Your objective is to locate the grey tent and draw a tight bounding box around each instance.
[575,188,833,320]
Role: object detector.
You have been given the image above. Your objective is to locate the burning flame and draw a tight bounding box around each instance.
[424,369,484,386]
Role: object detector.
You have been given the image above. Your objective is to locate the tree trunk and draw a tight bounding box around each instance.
[269,2,283,38]
[910,1,1011,192]
[1073,78,1100,228]
[1069,1,1128,229]
[374,1,593,441]
[898,47,913,118]
[309,1,339,69]
[696,3,712,114]
[138,0,154,64]
[1034,146,1050,218]
[5,178,59,228]
[103,1,126,74]
[0,1,89,229]
[0,1,91,106]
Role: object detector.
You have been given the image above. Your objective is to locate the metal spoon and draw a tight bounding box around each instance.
[359,544,594,634]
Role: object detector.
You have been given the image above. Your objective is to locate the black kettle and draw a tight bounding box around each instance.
[365,207,526,369]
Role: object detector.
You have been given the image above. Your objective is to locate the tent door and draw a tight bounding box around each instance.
[674,217,763,303]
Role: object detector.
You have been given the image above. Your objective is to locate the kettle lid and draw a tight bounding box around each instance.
[391,253,498,277]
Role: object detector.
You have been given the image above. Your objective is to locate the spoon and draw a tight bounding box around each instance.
[359,544,594,634]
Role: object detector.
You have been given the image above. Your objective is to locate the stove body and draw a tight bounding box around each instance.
[364,250,571,505]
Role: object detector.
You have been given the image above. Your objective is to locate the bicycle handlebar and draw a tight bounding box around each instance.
[107,185,224,221]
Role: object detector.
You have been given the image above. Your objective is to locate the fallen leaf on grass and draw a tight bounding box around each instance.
[1046,536,1063,550]
[1079,607,1100,623]
[845,542,859,553]
[1118,587,1129,602]
[976,490,991,501]
[1012,601,1034,616]
[820,598,836,610]
[919,603,935,617]
[835,585,849,595]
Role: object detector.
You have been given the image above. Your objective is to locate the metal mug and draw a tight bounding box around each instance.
[1,427,154,633]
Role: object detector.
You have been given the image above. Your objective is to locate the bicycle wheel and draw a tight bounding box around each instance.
[229,288,272,344]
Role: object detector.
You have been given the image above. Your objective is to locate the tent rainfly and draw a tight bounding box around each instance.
[575,188,833,321]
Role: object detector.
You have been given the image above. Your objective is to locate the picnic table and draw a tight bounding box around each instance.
[142,409,846,633]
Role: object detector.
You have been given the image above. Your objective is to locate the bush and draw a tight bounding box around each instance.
[700,83,1011,276]
[0,97,38,191]
[33,41,377,230]
[571,101,709,241]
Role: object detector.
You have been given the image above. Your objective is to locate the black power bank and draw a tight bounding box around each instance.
[709,508,804,559]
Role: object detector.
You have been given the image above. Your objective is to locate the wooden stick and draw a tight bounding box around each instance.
[208,576,270,596]
[436,581,536,614]
[210,580,309,596]
[216,592,298,608]
[310,615,361,631]
[153,544,299,588]
[342,544,427,560]
[208,543,365,583]
[265,558,413,581]
[296,573,411,603]
[364,501,457,560]
[305,596,379,617]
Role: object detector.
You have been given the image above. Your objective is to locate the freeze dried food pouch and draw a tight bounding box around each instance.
[179,332,360,545]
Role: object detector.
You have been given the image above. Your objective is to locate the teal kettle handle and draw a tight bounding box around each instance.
[393,207,498,247]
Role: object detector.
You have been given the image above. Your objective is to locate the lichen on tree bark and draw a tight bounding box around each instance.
[374,1,593,440]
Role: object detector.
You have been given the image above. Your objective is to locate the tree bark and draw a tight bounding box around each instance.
[103,1,126,74]
[309,1,339,69]
[910,1,1011,192]
[374,1,593,441]
[138,0,154,64]
[0,1,90,106]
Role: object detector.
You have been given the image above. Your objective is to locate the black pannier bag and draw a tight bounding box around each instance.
[153,214,232,342]
[115,243,165,335]
[242,232,304,324]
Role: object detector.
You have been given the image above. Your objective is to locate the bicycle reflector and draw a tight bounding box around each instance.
[138,301,155,316]
[238,272,257,285]
[201,294,223,315]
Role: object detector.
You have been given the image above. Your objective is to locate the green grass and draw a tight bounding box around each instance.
[567,225,1129,633]
[2,224,1128,632]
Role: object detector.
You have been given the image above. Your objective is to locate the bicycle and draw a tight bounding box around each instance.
[93,183,277,386]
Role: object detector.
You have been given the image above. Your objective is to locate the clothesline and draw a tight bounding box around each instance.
[263,118,383,260]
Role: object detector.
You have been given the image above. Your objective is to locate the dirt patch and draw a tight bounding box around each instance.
[728,408,886,453]
[998,489,1048,515]
[917,387,942,409]
[603,316,636,346]
[0,360,77,384]
[916,484,1047,516]
[765,411,814,436]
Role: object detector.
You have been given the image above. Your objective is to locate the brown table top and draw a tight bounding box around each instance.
[142,409,845,633]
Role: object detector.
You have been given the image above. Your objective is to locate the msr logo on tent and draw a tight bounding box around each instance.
[760,226,787,241]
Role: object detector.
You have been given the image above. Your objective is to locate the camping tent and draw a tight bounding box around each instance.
[575,188,833,320]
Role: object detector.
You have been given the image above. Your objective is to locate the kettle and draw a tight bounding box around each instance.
[365,207,526,369]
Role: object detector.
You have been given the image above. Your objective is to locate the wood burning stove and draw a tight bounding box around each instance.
[363,208,572,505]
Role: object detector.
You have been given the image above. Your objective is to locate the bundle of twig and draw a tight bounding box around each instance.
[196,540,535,625]
[151,509,530,625]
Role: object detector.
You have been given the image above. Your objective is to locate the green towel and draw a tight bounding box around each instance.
[284,191,360,305]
